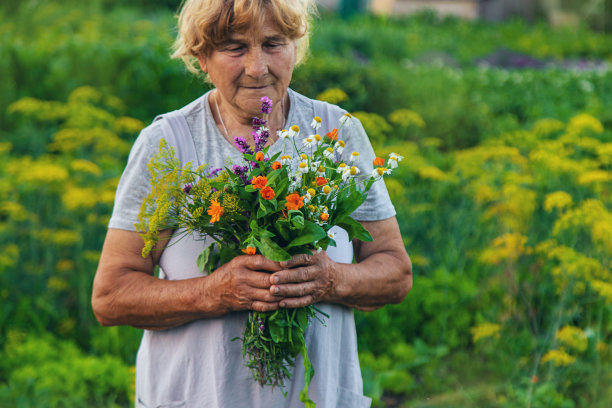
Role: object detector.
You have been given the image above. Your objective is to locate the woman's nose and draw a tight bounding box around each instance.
[244,48,268,78]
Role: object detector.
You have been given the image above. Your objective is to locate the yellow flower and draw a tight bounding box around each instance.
[556,326,588,353]
[470,323,502,343]
[592,280,612,304]
[114,116,145,133]
[566,113,604,135]
[418,166,447,181]
[0,245,19,270]
[541,349,576,366]
[62,186,98,211]
[480,233,528,265]
[544,191,573,212]
[531,118,565,136]
[51,229,80,246]
[70,159,101,175]
[0,201,29,222]
[316,88,348,105]
[578,170,612,185]
[388,109,426,128]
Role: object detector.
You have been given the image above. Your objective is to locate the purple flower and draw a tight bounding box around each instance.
[252,129,270,152]
[232,164,248,176]
[208,167,223,178]
[259,324,265,333]
[233,136,253,155]
[183,183,193,194]
[260,96,272,114]
[232,164,249,184]
[252,116,267,130]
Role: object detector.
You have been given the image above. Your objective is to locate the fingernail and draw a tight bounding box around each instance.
[273,276,279,284]
[274,286,279,294]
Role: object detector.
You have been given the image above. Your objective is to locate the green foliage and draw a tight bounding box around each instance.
[0,332,133,407]
[1,2,612,407]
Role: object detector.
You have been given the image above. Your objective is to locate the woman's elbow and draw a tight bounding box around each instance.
[91,280,118,327]
[394,254,413,303]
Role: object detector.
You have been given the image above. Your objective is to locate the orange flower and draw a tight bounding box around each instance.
[255,151,264,161]
[251,176,267,189]
[285,193,304,210]
[315,177,328,186]
[326,128,338,141]
[319,213,329,221]
[373,157,385,166]
[260,186,275,200]
[242,246,256,255]
[271,161,281,170]
[207,199,224,223]
[531,375,539,384]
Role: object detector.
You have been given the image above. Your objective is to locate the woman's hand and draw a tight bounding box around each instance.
[267,216,412,311]
[212,255,284,313]
[268,252,341,308]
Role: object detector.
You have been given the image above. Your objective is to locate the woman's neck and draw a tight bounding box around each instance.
[210,90,289,147]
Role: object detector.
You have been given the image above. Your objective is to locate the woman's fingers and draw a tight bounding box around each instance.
[270,265,319,284]
[270,280,319,297]
[243,255,283,273]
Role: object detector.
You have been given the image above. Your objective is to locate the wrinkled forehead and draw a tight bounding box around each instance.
[210,7,291,49]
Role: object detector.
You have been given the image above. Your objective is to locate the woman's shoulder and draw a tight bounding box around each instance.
[288,89,348,131]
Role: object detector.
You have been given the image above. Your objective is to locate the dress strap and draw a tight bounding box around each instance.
[153,110,199,166]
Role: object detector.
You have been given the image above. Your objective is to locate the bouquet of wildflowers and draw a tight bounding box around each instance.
[137,96,402,407]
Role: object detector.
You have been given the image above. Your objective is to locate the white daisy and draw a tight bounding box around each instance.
[288,125,300,138]
[336,163,348,174]
[371,167,391,178]
[339,112,353,127]
[280,155,292,166]
[303,136,317,149]
[389,152,404,162]
[323,147,334,160]
[277,129,289,139]
[349,151,360,163]
[335,140,345,155]
[311,116,322,131]
[297,161,309,174]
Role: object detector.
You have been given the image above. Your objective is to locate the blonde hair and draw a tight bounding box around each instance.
[172,0,317,74]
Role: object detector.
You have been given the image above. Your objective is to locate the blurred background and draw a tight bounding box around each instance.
[0,0,610,406]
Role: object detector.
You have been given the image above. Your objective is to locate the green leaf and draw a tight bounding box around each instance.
[219,245,237,265]
[335,191,367,223]
[337,217,373,242]
[299,345,316,408]
[269,320,284,343]
[274,218,291,241]
[287,221,326,248]
[289,211,304,230]
[196,246,212,273]
[258,236,291,261]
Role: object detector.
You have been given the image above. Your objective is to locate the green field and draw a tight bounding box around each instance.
[0,1,610,407]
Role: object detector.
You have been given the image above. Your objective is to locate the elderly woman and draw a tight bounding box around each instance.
[92,0,412,407]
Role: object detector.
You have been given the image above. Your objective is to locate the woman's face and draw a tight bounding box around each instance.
[198,14,297,118]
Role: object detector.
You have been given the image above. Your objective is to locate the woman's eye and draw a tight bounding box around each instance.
[225,45,245,53]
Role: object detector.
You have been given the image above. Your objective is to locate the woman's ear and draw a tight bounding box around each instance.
[197,55,207,73]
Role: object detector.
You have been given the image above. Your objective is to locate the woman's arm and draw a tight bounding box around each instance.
[269,216,412,310]
[91,228,283,330]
